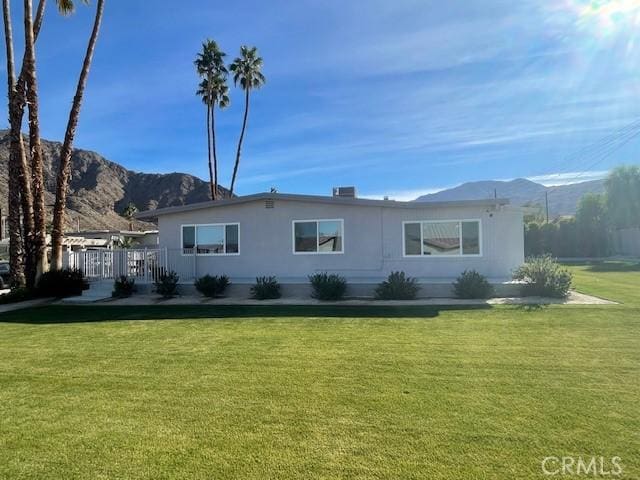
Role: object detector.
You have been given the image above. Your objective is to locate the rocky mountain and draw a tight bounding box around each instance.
[0,131,230,231]
[415,178,606,216]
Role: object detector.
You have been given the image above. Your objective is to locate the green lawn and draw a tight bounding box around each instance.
[0,263,638,479]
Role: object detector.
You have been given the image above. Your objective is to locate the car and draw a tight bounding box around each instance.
[0,261,10,289]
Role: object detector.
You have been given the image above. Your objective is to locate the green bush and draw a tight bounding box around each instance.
[309,272,347,301]
[513,255,573,298]
[375,271,420,300]
[154,270,179,298]
[453,270,494,299]
[194,274,230,298]
[251,276,281,300]
[0,288,34,305]
[37,268,86,298]
[112,276,136,298]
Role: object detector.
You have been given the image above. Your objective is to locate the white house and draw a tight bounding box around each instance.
[132,189,525,297]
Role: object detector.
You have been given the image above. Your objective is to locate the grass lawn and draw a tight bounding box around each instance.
[0,262,638,479]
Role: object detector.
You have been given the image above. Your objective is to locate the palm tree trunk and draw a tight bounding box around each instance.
[2,0,25,286]
[205,103,215,200]
[230,88,250,196]
[23,0,47,287]
[5,0,45,287]
[51,0,104,270]
[211,106,219,200]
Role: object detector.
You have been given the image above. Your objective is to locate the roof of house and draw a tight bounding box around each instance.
[136,192,511,220]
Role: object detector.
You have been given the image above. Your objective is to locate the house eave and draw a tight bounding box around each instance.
[135,192,511,220]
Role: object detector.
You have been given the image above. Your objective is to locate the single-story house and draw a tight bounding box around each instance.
[136,189,524,297]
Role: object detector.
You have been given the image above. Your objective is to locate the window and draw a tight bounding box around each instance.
[293,219,343,254]
[403,220,481,256]
[181,224,239,255]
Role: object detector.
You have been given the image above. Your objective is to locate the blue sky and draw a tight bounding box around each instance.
[4,0,640,199]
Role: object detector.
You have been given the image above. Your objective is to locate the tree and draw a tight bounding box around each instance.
[229,45,265,195]
[194,40,228,201]
[576,193,608,257]
[23,0,48,285]
[50,0,106,270]
[605,165,640,229]
[1,0,45,286]
[121,203,138,231]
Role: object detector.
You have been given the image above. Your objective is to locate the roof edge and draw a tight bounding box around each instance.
[136,192,511,220]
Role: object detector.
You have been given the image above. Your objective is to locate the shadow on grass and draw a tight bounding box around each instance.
[0,304,495,324]
[564,260,640,272]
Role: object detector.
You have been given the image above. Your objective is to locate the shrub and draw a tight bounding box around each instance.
[309,272,347,301]
[194,274,230,298]
[37,268,86,298]
[0,288,34,305]
[453,270,494,299]
[375,271,420,300]
[154,270,179,298]
[513,255,572,298]
[251,276,281,300]
[112,276,136,298]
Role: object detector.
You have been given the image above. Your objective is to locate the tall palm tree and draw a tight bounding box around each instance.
[194,40,228,201]
[2,0,46,286]
[50,0,105,270]
[229,46,265,196]
[2,0,25,286]
[196,75,229,200]
[22,0,48,284]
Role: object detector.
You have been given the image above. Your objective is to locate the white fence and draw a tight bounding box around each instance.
[63,248,197,283]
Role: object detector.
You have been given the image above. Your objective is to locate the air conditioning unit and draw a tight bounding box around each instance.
[332,186,357,198]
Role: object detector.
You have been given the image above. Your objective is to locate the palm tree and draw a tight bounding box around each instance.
[23,0,48,284]
[50,0,105,270]
[194,40,228,201]
[121,203,138,232]
[1,0,46,286]
[229,46,265,196]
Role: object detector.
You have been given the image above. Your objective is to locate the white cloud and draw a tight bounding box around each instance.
[526,170,609,186]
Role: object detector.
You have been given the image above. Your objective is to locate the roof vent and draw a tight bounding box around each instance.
[265,198,275,209]
[332,186,357,198]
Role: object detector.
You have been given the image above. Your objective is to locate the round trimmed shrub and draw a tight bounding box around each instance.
[512,255,572,298]
[154,270,179,298]
[309,272,347,301]
[375,271,420,300]
[37,268,86,298]
[251,276,281,300]
[112,276,136,298]
[453,270,494,299]
[195,274,230,298]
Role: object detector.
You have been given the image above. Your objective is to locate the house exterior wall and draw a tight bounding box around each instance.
[157,198,524,283]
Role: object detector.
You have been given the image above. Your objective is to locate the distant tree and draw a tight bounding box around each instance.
[195,40,228,201]
[51,0,106,271]
[605,165,640,229]
[229,46,265,195]
[121,203,138,231]
[576,193,608,257]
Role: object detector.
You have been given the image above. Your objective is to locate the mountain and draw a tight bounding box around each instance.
[0,131,230,231]
[415,178,605,216]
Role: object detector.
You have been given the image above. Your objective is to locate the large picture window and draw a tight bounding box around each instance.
[403,220,481,257]
[182,224,239,255]
[293,219,343,254]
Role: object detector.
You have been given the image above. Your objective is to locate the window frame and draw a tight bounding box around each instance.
[402,219,482,258]
[292,219,345,255]
[180,223,240,256]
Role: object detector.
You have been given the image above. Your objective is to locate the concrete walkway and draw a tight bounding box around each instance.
[0,297,53,314]
[86,290,617,307]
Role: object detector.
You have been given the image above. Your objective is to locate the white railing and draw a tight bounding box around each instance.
[63,248,196,283]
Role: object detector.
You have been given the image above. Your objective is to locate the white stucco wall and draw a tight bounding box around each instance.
[157,198,524,282]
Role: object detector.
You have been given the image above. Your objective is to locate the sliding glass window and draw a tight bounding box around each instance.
[403,220,481,256]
